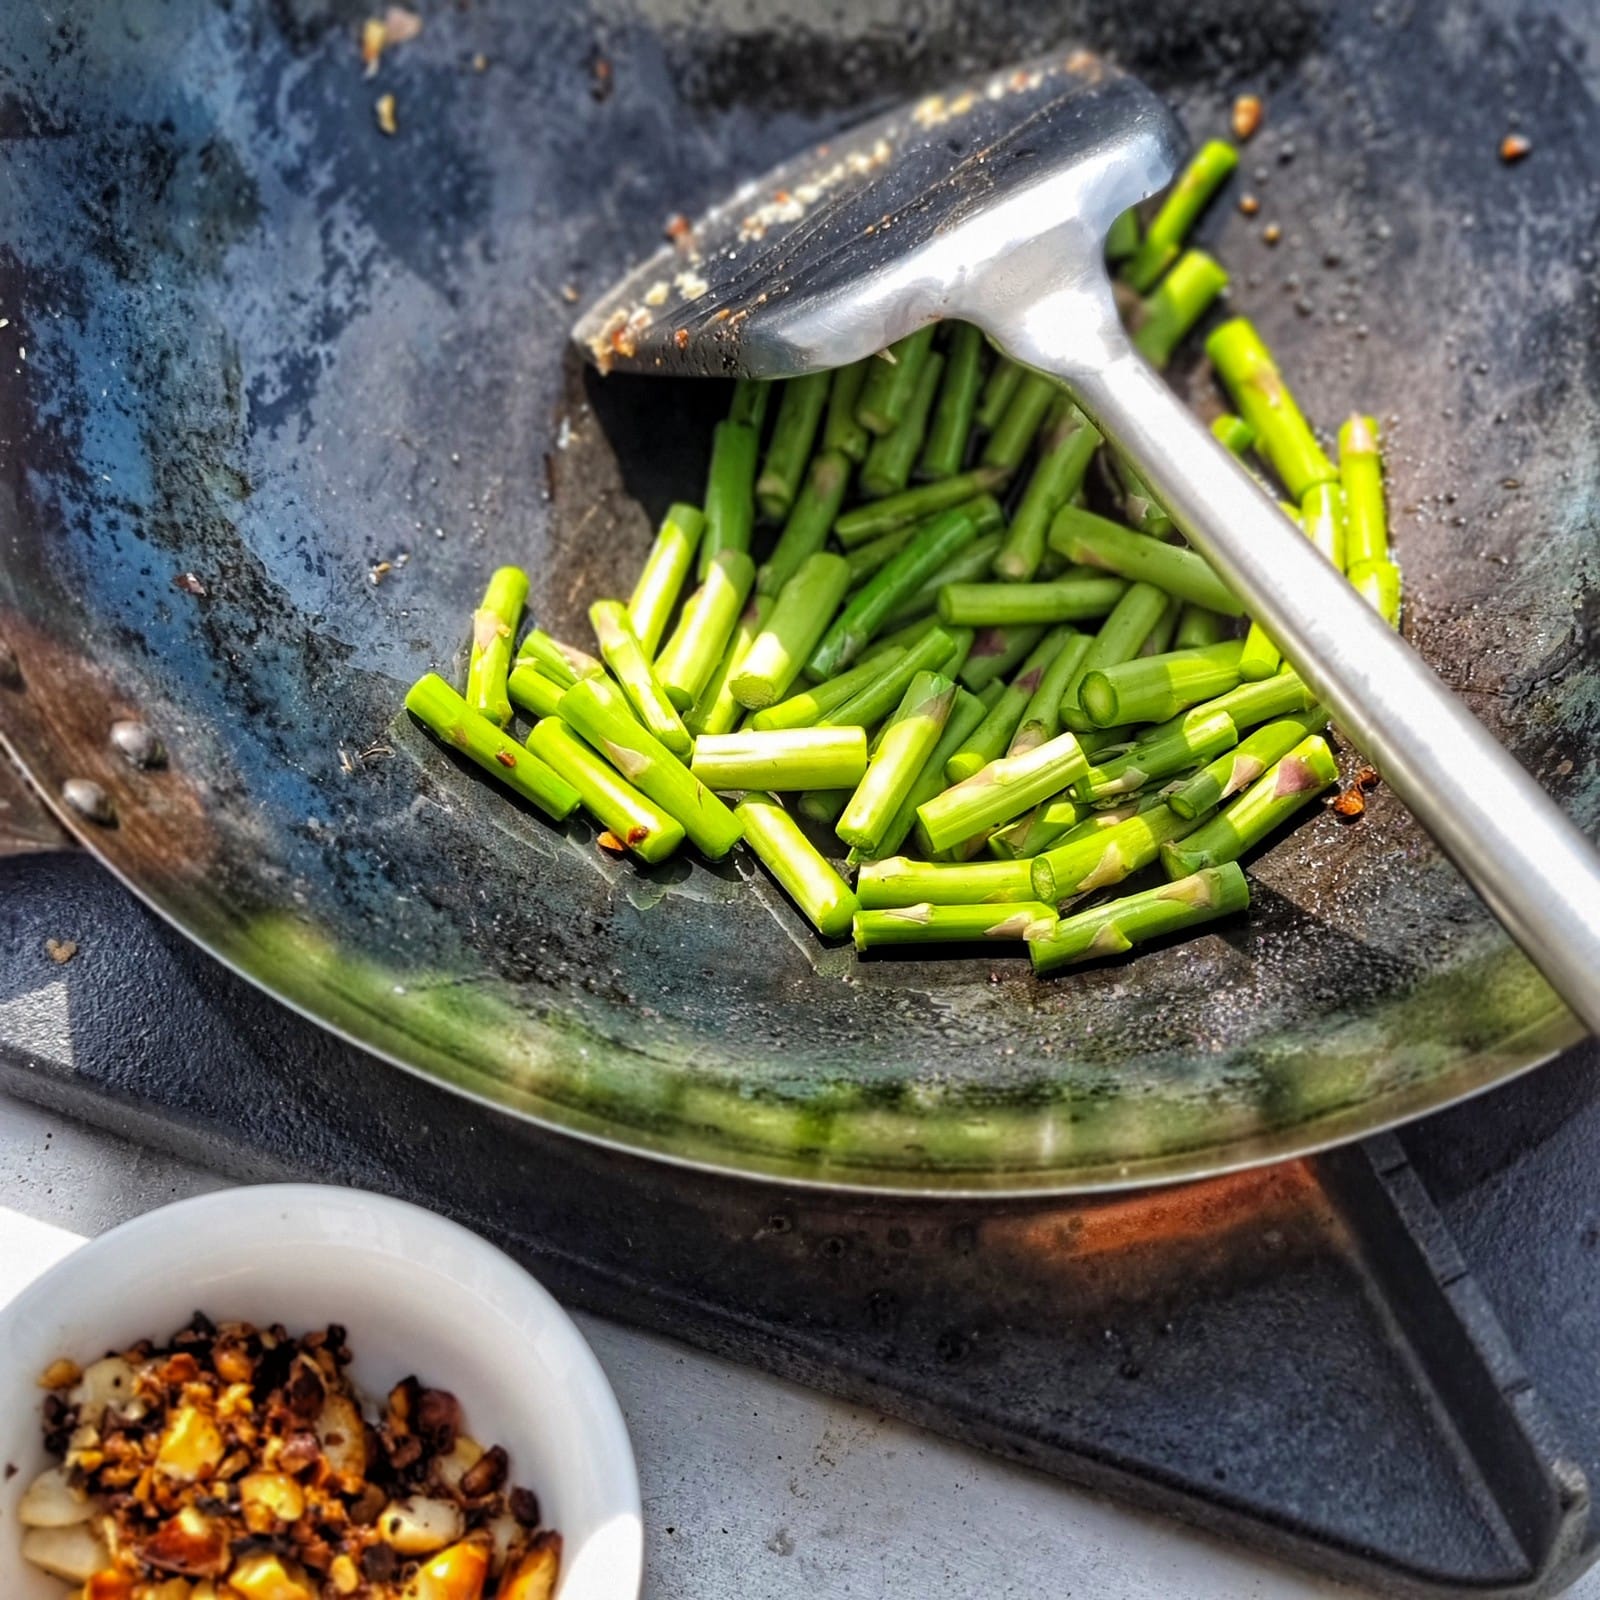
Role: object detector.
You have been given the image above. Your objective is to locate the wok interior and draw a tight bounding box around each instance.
[0,0,1594,1189]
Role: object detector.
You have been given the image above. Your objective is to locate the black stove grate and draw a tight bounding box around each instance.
[4,852,1598,1595]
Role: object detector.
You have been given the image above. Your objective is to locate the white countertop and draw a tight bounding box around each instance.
[2,1090,1589,1600]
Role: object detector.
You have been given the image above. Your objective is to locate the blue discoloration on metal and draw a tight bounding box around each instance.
[0,0,1595,1191]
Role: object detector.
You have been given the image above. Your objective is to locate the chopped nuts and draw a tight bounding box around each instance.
[20,1521,112,1583]
[154,1406,225,1482]
[17,1464,92,1527]
[1500,132,1531,163]
[24,1320,559,1598]
[380,1494,467,1555]
[1232,93,1264,141]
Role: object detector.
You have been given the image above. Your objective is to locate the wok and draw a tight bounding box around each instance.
[0,0,1595,1194]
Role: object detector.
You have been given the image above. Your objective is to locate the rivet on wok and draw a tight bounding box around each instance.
[110,719,166,769]
[61,778,116,826]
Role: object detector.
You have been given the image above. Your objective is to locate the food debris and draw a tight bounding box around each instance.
[1232,94,1264,141]
[597,830,627,853]
[472,52,488,72]
[674,327,690,350]
[1499,133,1531,164]
[561,282,580,303]
[1330,764,1381,818]
[369,560,393,585]
[589,49,613,102]
[1262,222,1282,245]
[1238,193,1260,216]
[643,279,671,308]
[361,5,421,75]
[674,268,709,302]
[172,571,207,597]
[375,92,398,135]
[44,939,77,965]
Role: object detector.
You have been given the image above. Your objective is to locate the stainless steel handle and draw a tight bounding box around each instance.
[1054,339,1600,1035]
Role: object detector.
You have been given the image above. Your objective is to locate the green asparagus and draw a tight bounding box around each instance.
[628,504,704,655]
[919,323,985,479]
[852,902,1058,950]
[406,673,580,821]
[527,717,685,863]
[756,372,831,522]
[1167,707,1328,819]
[1030,803,1203,902]
[1205,318,1336,499]
[1077,640,1246,727]
[736,792,858,938]
[1162,735,1339,876]
[1123,140,1239,293]
[838,671,956,853]
[557,674,743,858]
[760,450,852,597]
[917,728,1090,854]
[1049,507,1244,616]
[465,565,528,727]
[691,727,868,792]
[856,326,937,436]
[1031,864,1249,973]
[732,551,852,708]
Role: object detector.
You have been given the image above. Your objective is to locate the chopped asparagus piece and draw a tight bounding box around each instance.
[527,718,685,863]
[1030,803,1203,902]
[856,326,937,436]
[808,501,986,680]
[557,674,743,858]
[833,468,1007,546]
[465,565,528,728]
[861,350,944,498]
[732,551,852,709]
[1049,507,1244,616]
[1031,864,1249,973]
[760,450,852,597]
[756,372,831,522]
[654,549,757,710]
[852,902,1058,950]
[919,322,986,479]
[937,577,1127,629]
[1078,640,1246,727]
[1205,317,1336,498]
[1168,707,1328,819]
[700,418,760,581]
[685,593,773,738]
[517,628,602,687]
[691,727,868,792]
[406,674,580,821]
[838,671,956,854]
[589,598,692,756]
[737,791,858,938]
[1339,413,1388,565]
[1122,140,1239,293]
[628,504,704,656]
[1162,735,1339,876]
[917,728,1090,854]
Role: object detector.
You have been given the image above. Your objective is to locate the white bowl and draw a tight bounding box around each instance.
[0,1184,642,1599]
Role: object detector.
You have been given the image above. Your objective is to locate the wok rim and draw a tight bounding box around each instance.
[5,735,1582,1198]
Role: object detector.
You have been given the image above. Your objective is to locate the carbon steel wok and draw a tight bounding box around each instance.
[0,0,1595,1193]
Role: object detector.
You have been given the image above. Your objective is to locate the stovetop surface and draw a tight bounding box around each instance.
[2,847,1597,1599]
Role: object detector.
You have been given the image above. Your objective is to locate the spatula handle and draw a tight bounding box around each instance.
[1063,340,1600,1035]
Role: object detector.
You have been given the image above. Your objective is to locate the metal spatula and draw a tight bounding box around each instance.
[574,50,1600,1033]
